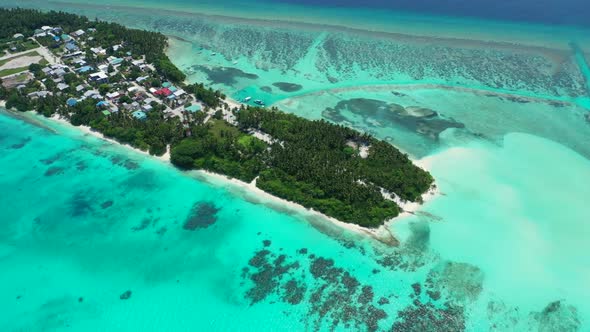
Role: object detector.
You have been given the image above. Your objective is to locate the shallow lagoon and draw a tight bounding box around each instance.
[1,109,589,330]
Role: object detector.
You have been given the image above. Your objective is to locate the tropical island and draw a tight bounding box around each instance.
[0,8,434,228]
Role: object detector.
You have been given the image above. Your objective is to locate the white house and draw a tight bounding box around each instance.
[106,91,120,100]
[90,47,106,55]
[173,89,186,97]
[89,71,109,83]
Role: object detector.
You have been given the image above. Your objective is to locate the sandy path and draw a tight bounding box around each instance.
[0,55,42,70]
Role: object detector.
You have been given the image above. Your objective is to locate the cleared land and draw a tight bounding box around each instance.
[0,51,46,77]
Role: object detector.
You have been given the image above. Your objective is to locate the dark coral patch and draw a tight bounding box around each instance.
[282,279,306,305]
[119,290,132,300]
[245,249,300,305]
[193,65,258,86]
[322,98,464,140]
[123,160,140,170]
[376,222,433,272]
[76,161,87,171]
[532,300,581,332]
[44,166,64,176]
[109,155,124,166]
[40,153,62,165]
[10,136,31,149]
[183,202,221,230]
[69,192,94,217]
[100,200,114,209]
[391,300,466,332]
[242,246,389,331]
[411,283,422,296]
[427,290,441,301]
[358,286,375,304]
[425,261,484,303]
[131,216,159,231]
[272,82,303,92]
[156,226,167,236]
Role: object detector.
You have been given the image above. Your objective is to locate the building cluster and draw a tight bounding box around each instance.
[23,25,205,121]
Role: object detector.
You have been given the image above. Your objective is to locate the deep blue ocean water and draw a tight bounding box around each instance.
[273,0,590,27]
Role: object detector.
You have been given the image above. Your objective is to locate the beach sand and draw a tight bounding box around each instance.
[43,111,432,245]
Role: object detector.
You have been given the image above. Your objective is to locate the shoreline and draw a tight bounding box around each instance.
[18,108,438,245]
[49,113,171,163]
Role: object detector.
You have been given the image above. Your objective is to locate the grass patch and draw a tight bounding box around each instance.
[237,135,255,147]
[0,66,29,77]
[0,51,45,77]
[208,119,241,139]
[19,40,39,52]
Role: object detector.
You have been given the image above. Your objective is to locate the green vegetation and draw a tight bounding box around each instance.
[185,82,225,108]
[0,51,48,77]
[0,78,7,99]
[0,8,434,228]
[171,119,267,181]
[0,38,39,54]
[70,99,184,155]
[0,66,28,77]
[172,107,434,228]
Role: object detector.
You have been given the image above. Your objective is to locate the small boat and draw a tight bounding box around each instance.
[244,96,252,102]
[211,52,217,56]
[233,60,238,65]
[254,99,265,106]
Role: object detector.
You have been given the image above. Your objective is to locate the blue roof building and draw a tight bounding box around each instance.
[96,101,108,107]
[109,58,123,65]
[132,111,147,120]
[65,42,79,52]
[66,98,78,106]
[53,35,60,41]
[162,82,172,88]
[61,34,71,42]
[77,65,93,73]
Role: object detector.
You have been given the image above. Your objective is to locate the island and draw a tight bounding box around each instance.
[0,8,434,228]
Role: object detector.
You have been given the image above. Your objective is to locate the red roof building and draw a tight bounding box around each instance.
[154,88,172,97]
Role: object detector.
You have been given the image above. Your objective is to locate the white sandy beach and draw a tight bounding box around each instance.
[38,108,438,245]
[49,113,171,163]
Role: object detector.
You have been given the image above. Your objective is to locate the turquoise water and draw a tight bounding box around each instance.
[2,108,589,330]
[2,0,590,330]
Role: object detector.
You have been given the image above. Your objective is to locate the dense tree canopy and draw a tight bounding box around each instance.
[172,106,434,228]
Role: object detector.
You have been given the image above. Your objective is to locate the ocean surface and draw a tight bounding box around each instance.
[2,0,590,330]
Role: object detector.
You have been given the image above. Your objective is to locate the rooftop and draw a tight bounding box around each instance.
[132,110,147,120]
[185,104,201,112]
